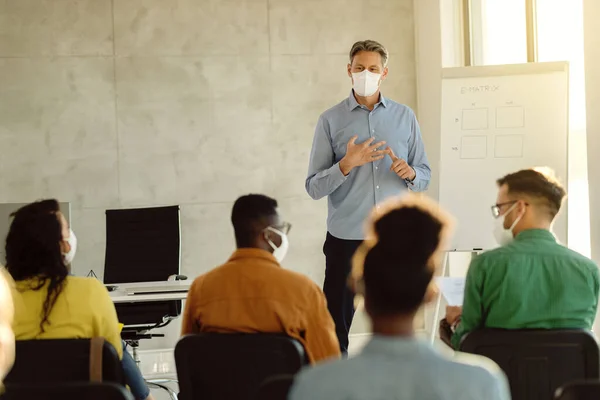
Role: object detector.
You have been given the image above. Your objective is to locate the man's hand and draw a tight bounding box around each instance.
[445,305,463,326]
[339,136,387,176]
[386,147,416,181]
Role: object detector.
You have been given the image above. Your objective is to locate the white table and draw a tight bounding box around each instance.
[108,281,191,303]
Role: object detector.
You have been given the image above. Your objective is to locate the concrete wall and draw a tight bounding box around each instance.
[0,0,418,343]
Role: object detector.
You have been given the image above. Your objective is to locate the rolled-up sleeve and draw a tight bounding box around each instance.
[305,115,348,200]
[406,111,431,192]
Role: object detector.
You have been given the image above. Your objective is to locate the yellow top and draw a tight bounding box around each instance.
[11,276,122,359]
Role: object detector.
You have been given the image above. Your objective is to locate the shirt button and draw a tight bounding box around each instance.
[375,167,378,170]
[372,129,375,133]
[376,186,380,189]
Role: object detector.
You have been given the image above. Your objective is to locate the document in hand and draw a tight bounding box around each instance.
[434,277,466,306]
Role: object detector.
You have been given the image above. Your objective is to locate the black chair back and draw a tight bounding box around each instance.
[0,382,133,400]
[103,205,182,332]
[5,339,124,385]
[104,205,181,284]
[175,333,308,400]
[460,329,600,400]
[254,374,295,400]
[555,380,600,400]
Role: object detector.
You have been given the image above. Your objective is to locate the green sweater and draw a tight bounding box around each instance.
[452,229,600,349]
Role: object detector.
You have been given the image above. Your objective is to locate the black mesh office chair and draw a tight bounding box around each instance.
[5,338,124,385]
[175,334,308,400]
[104,205,182,285]
[1,382,133,400]
[460,329,600,400]
[104,205,184,400]
[254,374,296,400]
[555,380,600,400]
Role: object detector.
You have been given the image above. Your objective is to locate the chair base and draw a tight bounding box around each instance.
[128,341,179,400]
[148,379,178,400]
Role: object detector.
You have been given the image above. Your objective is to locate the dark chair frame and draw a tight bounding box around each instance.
[5,338,124,385]
[460,329,600,400]
[175,333,308,400]
[1,382,134,400]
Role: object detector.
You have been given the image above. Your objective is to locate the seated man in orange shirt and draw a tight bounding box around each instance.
[181,194,341,363]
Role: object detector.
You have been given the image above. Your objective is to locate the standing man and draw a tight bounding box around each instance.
[306,40,431,353]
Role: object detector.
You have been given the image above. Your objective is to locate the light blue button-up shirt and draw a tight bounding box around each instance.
[306,91,431,240]
[289,336,511,400]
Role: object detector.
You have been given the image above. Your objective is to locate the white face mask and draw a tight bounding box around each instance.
[265,227,289,263]
[352,70,381,97]
[63,229,77,265]
[493,203,523,246]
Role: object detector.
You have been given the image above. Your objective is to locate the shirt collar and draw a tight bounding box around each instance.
[514,229,557,243]
[228,248,280,266]
[361,335,432,357]
[347,90,388,111]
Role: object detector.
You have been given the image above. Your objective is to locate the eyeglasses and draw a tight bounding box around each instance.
[490,201,517,218]
[275,222,292,235]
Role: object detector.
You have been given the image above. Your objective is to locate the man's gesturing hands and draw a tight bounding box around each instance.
[339,136,416,182]
[386,146,416,181]
[339,136,387,176]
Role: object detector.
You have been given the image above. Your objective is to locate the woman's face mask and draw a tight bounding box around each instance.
[63,229,77,265]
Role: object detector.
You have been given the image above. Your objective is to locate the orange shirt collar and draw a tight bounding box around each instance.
[228,248,280,266]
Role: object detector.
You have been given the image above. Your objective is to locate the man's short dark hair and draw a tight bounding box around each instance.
[231,194,278,248]
[497,167,566,218]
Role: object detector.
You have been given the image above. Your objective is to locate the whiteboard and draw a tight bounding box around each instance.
[439,62,569,251]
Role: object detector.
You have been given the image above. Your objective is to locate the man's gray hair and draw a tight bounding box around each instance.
[349,40,389,67]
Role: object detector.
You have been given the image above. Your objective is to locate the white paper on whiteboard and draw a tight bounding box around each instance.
[434,277,466,306]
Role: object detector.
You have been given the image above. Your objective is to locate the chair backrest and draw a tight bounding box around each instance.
[175,333,309,400]
[254,374,295,400]
[555,380,600,400]
[0,382,133,400]
[460,329,600,400]
[104,205,180,284]
[5,338,124,385]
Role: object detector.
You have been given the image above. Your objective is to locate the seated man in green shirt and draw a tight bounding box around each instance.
[443,167,600,349]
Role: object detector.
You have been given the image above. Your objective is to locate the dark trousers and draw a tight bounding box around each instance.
[323,232,362,354]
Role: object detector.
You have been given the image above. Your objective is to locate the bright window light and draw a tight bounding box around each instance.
[537,0,590,257]
[471,0,528,65]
